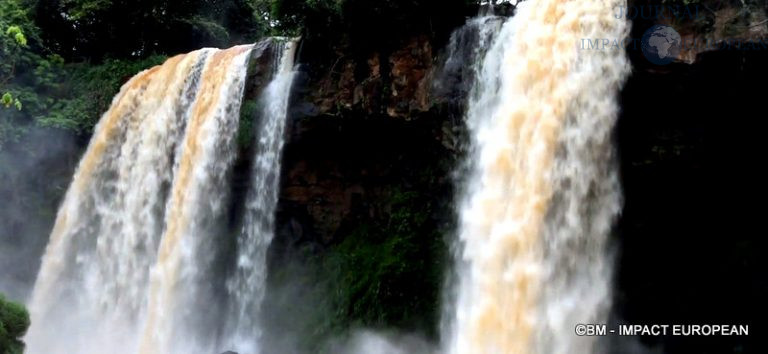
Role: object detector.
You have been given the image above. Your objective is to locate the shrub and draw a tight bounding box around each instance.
[0,294,30,354]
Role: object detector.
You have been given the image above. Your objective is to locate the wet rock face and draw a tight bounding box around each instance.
[627,0,768,64]
[273,29,475,250]
[268,28,465,250]
[275,113,455,246]
[242,39,283,102]
[674,4,767,63]
[297,35,435,119]
[386,36,433,118]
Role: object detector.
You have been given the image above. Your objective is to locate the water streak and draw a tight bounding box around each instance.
[222,38,298,354]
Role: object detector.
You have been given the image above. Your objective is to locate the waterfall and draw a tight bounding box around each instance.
[222,39,298,354]
[446,1,630,353]
[25,40,297,354]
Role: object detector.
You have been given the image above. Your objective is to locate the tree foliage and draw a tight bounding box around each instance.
[271,0,476,44]
[1,3,30,111]
[33,0,270,60]
[0,294,30,354]
[1,0,42,146]
[0,0,274,150]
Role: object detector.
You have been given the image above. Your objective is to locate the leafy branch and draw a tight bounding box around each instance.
[1,25,28,110]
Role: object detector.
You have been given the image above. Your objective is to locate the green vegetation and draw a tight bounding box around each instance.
[1,25,26,111]
[0,294,30,354]
[237,98,260,149]
[265,184,450,352]
[33,0,270,60]
[269,0,475,50]
[0,0,274,150]
[1,0,480,149]
[1,0,168,149]
[322,190,444,333]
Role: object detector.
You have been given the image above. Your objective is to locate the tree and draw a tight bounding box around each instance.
[1,0,41,147]
[269,0,476,45]
[32,0,270,61]
[0,294,30,354]
[0,0,167,149]
[1,4,31,111]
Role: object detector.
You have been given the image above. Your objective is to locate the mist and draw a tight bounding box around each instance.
[0,127,82,302]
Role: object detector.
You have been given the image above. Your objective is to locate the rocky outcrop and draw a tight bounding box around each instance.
[629,0,768,64]
[272,29,472,248]
[676,2,767,63]
[386,36,434,117]
[299,35,435,119]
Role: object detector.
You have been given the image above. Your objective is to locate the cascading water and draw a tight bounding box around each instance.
[138,44,254,354]
[222,39,298,354]
[445,1,630,353]
[433,14,504,112]
[21,0,631,351]
[25,39,297,354]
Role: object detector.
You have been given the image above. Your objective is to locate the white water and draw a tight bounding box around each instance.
[25,40,296,354]
[446,1,631,353]
[223,39,298,354]
[22,2,631,351]
[138,44,253,354]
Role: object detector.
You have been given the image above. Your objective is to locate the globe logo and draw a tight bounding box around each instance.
[641,25,682,65]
